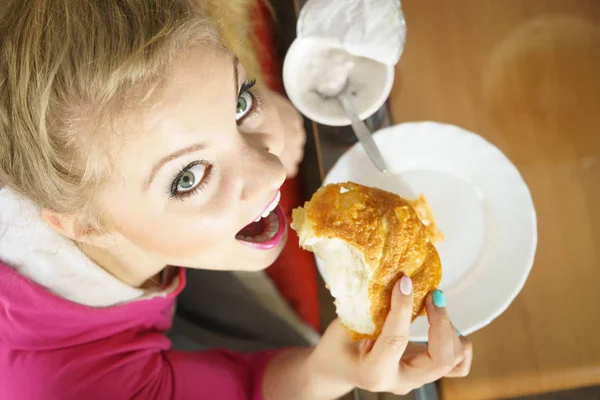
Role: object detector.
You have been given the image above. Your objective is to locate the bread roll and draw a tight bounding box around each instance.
[291,182,442,340]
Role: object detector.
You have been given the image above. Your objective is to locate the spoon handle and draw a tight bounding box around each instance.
[337,92,388,173]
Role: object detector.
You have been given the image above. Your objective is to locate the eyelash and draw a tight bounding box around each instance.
[168,80,258,201]
[237,79,262,125]
[169,160,212,200]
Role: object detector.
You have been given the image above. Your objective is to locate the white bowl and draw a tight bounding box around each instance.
[283,37,395,127]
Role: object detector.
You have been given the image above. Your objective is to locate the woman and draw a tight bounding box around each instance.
[0,1,472,399]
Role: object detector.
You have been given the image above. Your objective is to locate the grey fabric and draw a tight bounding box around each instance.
[169,269,310,352]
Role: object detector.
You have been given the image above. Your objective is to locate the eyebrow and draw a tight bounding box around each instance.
[144,143,206,190]
[233,56,239,100]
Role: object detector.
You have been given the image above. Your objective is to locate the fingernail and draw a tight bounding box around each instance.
[432,290,446,307]
[400,276,412,295]
[456,329,462,337]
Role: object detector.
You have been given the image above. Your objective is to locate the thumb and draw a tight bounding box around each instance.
[368,276,414,368]
[320,319,355,350]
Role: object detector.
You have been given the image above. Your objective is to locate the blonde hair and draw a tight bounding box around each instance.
[0,0,264,221]
[203,0,269,83]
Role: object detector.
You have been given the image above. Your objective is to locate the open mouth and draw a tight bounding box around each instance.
[236,191,287,250]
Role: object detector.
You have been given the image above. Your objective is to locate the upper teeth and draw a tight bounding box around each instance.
[254,191,281,222]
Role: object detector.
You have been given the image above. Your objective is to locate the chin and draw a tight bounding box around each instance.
[178,230,288,272]
[243,228,288,271]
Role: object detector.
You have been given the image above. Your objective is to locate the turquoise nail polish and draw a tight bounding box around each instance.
[456,328,461,337]
[432,290,446,307]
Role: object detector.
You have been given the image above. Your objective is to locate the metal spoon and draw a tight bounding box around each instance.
[316,79,389,173]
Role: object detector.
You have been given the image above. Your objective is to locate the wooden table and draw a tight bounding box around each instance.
[392,2,600,399]
[272,0,600,399]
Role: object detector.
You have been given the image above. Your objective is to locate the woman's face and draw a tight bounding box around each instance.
[97,47,288,273]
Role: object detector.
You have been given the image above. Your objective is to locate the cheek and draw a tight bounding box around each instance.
[256,105,285,156]
[112,200,239,259]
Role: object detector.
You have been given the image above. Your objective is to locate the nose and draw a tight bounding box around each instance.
[232,138,286,202]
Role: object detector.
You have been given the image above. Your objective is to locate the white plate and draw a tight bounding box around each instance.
[317,122,537,341]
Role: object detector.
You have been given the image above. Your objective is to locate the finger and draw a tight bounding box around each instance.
[286,165,298,178]
[323,318,355,349]
[424,290,457,374]
[298,131,307,146]
[368,276,414,368]
[293,150,304,165]
[445,336,473,377]
[450,325,463,368]
[360,339,376,354]
[400,342,428,361]
[399,293,457,386]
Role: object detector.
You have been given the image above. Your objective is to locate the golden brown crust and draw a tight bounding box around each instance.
[293,182,442,340]
[408,195,444,244]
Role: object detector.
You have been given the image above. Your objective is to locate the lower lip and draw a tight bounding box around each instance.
[237,205,287,250]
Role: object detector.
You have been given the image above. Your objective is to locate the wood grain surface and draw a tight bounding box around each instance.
[388,1,600,399]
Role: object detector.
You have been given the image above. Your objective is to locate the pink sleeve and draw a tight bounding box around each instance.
[4,345,279,400]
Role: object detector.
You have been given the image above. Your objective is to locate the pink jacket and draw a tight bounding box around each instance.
[0,263,276,400]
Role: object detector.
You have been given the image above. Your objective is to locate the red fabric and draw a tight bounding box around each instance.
[251,1,320,332]
[251,1,284,93]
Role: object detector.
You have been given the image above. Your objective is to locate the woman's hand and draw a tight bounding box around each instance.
[308,277,473,397]
[268,91,306,178]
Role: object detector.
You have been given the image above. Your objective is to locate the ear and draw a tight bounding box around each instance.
[40,209,116,248]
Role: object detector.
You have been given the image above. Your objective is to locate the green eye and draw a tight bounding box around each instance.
[175,164,206,194]
[236,91,253,121]
[178,171,195,190]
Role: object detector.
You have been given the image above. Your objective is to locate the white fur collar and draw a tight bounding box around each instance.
[0,188,320,343]
[0,188,150,307]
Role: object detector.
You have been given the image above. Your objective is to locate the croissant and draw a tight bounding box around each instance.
[291,182,442,340]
